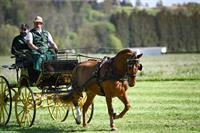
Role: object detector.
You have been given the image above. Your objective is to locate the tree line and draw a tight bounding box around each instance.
[111,3,200,52]
[0,0,200,55]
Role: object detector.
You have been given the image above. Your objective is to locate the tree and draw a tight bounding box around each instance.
[101,0,113,15]
[0,24,18,55]
[135,0,142,7]
[110,11,129,47]
[156,0,163,8]
[112,0,120,6]
[145,3,149,8]
[120,0,133,7]
[108,34,123,51]
[94,22,116,48]
[77,24,99,53]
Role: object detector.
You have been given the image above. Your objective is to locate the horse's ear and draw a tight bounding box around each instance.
[136,53,143,59]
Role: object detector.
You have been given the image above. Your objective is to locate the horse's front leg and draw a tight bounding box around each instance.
[105,95,117,131]
[114,92,131,119]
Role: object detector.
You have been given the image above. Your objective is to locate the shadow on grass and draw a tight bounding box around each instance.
[0,124,111,132]
[0,124,63,133]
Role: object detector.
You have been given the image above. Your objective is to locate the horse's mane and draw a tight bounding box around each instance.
[115,49,135,57]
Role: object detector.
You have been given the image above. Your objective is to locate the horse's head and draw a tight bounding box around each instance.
[126,51,143,87]
[109,49,143,87]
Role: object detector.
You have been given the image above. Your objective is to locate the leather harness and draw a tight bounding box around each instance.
[72,56,136,96]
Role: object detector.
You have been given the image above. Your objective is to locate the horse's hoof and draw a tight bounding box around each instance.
[83,124,88,128]
[111,127,118,131]
[76,120,81,125]
[75,117,81,125]
[75,113,82,125]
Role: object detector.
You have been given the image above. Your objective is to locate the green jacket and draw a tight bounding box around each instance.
[30,28,56,71]
[30,28,49,51]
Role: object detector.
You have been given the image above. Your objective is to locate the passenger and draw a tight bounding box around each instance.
[11,24,30,56]
[26,16,58,83]
[11,24,33,69]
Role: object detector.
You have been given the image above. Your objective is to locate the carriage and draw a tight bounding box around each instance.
[0,50,94,127]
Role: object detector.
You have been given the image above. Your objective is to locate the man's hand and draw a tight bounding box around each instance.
[54,48,58,53]
[37,48,43,54]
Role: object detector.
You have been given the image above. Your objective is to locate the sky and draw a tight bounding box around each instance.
[130,0,200,7]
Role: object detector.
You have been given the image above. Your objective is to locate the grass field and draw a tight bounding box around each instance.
[0,54,200,132]
[0,81,199,133]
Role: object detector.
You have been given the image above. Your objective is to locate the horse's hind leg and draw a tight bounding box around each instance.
[82,92,95,128]
[72,96,82,124]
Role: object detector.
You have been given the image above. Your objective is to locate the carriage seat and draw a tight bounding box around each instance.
[35,59,78,87]
[12,51,33,69]
[42,59,78,74]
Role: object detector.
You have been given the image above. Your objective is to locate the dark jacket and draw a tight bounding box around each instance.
[11,34,29,55]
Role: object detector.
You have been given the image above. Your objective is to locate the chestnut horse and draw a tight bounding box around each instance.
[62,49,142,131]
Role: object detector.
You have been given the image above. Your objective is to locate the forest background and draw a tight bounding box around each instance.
[0,0,200,55]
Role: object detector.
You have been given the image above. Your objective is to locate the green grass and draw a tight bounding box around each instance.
[0,81,200,133]
[137,54,200,81]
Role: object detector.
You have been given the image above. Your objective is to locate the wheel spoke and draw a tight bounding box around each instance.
[2,108,5,122]
[21,92,25,102]
[25,112,29,127]
[52,106,56,115]
[18,109,24,116]
[3,104,9,116]
[55,106,58,119]
[25,88,27,99]
[28,111,33,121]
[3,85,6,93]
[20,110,25,125]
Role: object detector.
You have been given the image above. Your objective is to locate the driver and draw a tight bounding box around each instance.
[26,16,58,82]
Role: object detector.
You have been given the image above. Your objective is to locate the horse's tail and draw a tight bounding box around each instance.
[60,83,83,103]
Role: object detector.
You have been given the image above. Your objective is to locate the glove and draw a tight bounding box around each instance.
[37,48,43,54]
[54,48,58,54]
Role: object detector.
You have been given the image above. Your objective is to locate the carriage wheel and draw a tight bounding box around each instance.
[15,85,36,127]
[47,96,69,122]
[0,76,12,126]
[72,92,94,124]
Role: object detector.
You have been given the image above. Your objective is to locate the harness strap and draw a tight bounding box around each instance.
[73,75,95,93]
[94,57,109,96]
[97,78,105,96]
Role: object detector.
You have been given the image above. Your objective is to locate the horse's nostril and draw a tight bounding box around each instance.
[138,64,143,71]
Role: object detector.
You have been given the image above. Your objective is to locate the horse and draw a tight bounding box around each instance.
[62,48,143,131]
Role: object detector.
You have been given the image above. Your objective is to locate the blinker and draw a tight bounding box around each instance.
[127,58,139,65]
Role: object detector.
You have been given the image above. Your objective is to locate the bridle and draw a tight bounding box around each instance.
[126,55,141,77]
